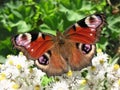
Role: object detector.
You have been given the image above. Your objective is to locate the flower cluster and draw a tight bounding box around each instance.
[0,50,120,90]
[82,50,120,90]
[0,52,45,90]
[47,49,120,90]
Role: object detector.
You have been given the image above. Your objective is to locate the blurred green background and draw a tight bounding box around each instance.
[0,0,120,63]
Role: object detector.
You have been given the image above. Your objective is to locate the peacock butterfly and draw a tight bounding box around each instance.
[12,14,106,76]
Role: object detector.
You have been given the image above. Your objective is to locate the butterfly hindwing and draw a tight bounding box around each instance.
[35,44,68,76]
[68,43,96,70]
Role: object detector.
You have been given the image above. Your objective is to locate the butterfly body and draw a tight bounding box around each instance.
[12,14,106,76]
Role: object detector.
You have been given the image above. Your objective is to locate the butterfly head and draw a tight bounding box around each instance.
[55,31,66,45]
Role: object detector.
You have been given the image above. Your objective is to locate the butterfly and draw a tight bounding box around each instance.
[12,14,106,76]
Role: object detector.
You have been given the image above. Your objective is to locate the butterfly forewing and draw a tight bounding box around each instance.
[64,14,106,44]
[12,32,54,59]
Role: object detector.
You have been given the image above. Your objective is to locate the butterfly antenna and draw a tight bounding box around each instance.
[56,29,59,32]
[56,29,61,34]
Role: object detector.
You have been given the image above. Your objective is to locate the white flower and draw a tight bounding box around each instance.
[111,80,120,90]
[0,80,11,90]
[92,52,108,67]
[51,81,69,90]
[95,70,106,81]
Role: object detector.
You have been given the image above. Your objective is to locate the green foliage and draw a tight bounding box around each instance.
[0,0,120,63]
[41,75,54,87]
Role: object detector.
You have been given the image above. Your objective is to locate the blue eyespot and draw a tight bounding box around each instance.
[38,55,49,65]
[82,44,92,54]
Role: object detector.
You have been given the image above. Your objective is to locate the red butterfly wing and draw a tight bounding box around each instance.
[64,14,106,44]
[12,32,54,60]
[63,14,106,71]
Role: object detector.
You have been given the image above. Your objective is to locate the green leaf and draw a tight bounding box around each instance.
[11,9,23,19]
[81,69,88,78]
[41,75,54,87]
[1,19,12,31]
[107,15,120,32]
[59,4,69,13]
[17,21,31,33]
[80,0,92,11]
[67,10,84,21]
[0,37,13,58]
[59,4,84,21]
[8,14,14,20]
[39,24,56,35]
[109,54,120,65]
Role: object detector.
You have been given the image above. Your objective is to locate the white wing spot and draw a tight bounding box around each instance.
[91,28,95,31]
[75,23,79,27]
[26,45,31,48]
[31,49,34,52]
[90,33,93,36]
[38,33,42,37]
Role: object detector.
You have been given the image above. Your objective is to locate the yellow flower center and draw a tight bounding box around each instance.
[97,49,102,53]
[80,79,87,85]
[67,70,73,77]
[0,64,2,68]
[114,64,119,71]
[19,52,23,55]
[100,59,104,65]
[9,60,14,65]
[34,85,40,90]
[16,64,22,70]
[118,79,120,85]
[91,66,96,71]
[29,68,33,73]
[12,83,20,89]
[0,73,6,80]
[7,55,11,58]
